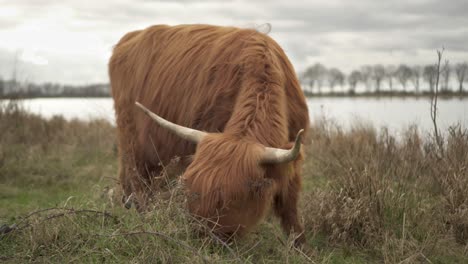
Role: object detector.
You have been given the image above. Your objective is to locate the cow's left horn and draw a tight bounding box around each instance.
[260,129,304,164]
[135,102,207,143]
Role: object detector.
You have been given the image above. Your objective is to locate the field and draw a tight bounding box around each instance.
[1,100,467,263]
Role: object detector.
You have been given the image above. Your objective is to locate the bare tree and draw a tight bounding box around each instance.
[455,62,468,93]
[348,70,362,94]
[339,71,347,91]
[303,63,327,94]
[327,68,345,93]
[396,64,412,91]
[360,65,373,92]
[299,73,311,93]
[371,64,385,93]
[441,62,451,92]
[300,71,313,93]
[12,51,20,93]
[385,65,396,91]
[0,75,4,97]
[410,65,422,93]
[423,65,437,92]
[430,49,447,154]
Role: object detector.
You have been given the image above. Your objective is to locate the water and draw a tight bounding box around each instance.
[6,97,468,133]
[15,98,115,122]
[307,97,468,134]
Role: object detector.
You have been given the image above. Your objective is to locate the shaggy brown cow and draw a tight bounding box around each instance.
[109,24,310,244]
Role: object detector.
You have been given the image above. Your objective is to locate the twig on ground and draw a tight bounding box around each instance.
[238,240,261,258]
[293,246,316,264]
[1,207,119,236]
[124,193,135,209]
[419,252,434,264]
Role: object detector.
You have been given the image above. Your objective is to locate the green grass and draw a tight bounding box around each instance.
[1,100,467,263]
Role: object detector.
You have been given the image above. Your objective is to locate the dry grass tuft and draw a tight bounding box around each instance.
[301,117,468,262]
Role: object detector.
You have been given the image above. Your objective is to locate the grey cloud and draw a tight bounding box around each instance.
[1,0,468,84]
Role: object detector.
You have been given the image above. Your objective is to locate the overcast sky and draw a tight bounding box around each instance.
[1,0,467,85]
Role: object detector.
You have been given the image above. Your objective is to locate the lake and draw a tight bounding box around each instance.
[5,97,468,134]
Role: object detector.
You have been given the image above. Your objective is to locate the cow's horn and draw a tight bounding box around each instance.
[135,102,207,143]
[261,129,304,164]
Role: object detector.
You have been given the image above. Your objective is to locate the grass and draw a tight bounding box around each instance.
[0,100,467,263]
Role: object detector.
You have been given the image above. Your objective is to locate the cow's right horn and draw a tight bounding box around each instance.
[260,129,304,164]
[135,102,207,143]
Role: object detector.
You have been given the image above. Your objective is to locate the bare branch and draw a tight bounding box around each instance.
[430,48,445,156]
[1,207,119,236]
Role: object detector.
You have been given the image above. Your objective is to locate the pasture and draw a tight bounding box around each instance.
[1,100,467,263]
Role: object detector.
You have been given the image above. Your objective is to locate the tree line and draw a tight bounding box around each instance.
[0,78,110,99]
[301,62,468,95]
[1,62,468,99]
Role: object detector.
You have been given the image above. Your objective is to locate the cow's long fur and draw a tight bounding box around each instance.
[109,24,310,242]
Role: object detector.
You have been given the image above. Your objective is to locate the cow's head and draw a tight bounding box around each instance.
[135,102,304,234]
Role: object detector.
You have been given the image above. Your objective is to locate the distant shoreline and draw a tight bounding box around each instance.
[0,95,111,100]
[304,91,468,99]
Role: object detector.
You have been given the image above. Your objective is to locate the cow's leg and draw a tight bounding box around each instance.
[115,109,135,197]
[115,105,150,210]
[273,161,306,247]
[117,148,133,198]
